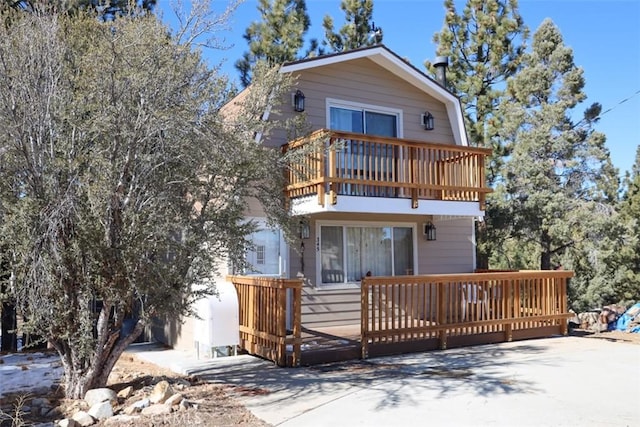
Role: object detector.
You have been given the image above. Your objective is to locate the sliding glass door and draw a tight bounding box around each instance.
[319,224,414,285]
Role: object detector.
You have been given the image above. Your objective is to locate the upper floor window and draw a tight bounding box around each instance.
[327,99,401,138]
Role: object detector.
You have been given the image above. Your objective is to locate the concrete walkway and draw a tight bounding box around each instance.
[130,336,640,427]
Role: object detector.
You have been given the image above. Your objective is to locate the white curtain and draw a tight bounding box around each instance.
[321,225,413,284]
[346,227,392,280]
[393,227,414,275]
[320,226,344,283]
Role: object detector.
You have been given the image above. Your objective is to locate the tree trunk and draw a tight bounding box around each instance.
[58,320,146,399]
[1,298,17,352]
[540,231,552,270]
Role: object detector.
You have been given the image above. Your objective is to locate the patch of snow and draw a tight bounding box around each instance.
[0,352,63,397]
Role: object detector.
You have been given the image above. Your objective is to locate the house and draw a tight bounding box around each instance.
[156,45,572,364]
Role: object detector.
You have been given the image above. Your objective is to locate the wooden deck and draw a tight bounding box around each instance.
[228,270,574,367]
[282,129,492,210]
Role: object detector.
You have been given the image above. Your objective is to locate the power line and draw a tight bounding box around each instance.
[599,89,640,117]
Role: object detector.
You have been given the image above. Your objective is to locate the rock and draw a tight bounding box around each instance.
[88,401,113,420]
[84,388,116,407]
[71,410,95,427]
[148,380,173,404]
[132,398,150,409]
[103,415,139,425]
[31,397,51,407]
[164,393,184,407]
[141,404,172,416]
[33,423,55,427]
[57,419,79,427]
[123,397,149,415]
[179,399,192,411]
[116,386,133,399]
[45,406,63,418]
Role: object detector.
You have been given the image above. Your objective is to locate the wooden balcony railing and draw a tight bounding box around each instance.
[282,129,493,209]
[361,270,573,357]
[227,275,302,367]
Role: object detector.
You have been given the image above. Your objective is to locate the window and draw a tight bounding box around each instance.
[319,224,414,285]
[328,101,402,197]
[244,227,281,275]
[329,105,398,137]
[256,245,265,265]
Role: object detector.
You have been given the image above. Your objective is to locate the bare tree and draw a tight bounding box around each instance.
[0,4,293,398]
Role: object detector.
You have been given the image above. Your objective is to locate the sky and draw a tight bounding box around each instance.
[160,0,640,179]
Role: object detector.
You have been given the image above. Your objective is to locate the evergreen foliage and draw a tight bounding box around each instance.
[428,0,528,269]
[495,19,618,273]
[321,0,382,53]
[235,0,310,87]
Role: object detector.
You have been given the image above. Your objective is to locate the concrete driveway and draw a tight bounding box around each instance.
[133,336,640,426]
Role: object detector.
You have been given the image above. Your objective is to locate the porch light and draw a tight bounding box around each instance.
[422,111,434,130]
[300,219,310,239]
[293,90,305,112]
[423,221,436,241]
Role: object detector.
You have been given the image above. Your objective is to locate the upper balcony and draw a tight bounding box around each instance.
[283,130,493,217]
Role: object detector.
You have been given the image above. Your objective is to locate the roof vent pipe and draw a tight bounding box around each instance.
[433,56,448,87]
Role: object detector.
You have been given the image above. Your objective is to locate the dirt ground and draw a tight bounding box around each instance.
[1,351,271,427]
[2,329,638,427]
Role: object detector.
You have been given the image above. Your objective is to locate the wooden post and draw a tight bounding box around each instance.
[277,283,287,366]
[361,279,369,359]
[559,277,569,336]
[318,144,326,206]
[328,138,337,205]
[292,286,302,366]
[438,282,447,350]
[410,147,418,208]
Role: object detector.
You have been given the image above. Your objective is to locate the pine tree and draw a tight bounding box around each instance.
[497,19,618,273]
[427,0,528,269]
[321,0,382,53]
[611,148,640,303]
[235,0,310,87]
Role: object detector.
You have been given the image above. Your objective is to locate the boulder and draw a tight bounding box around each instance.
[123,398,149,415]
[71,410,95,427]
[88,401,113,420]
[57,419,79,427]
[141,404,172,416]
[31,397,51,407]
[148,380,173,404]
[84,388,116,407]
[164,393,184,407]
[103,415,140,426]
[116,386,133,399]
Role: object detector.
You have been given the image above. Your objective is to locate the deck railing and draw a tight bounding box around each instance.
[361,270,573,357]
[283,129,492,209]
[227,275,302,367]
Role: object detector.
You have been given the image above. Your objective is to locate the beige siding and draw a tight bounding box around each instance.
[418,217,475,274]
[262,57,457,149]
[289,212,475,329]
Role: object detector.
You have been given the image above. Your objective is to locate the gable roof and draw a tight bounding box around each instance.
[281,45,469,146]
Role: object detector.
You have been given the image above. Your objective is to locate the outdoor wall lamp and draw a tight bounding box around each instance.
[422,111,434,130]
[423,221,437,241]
[300,219,310,239]
[293,90,305,112]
